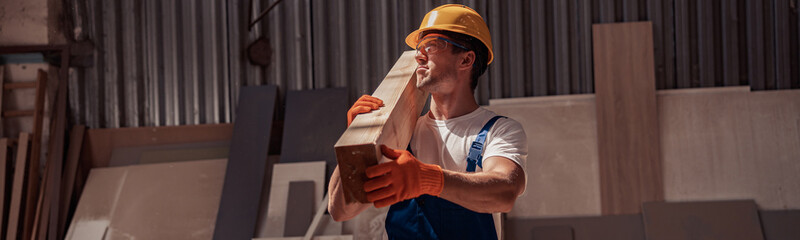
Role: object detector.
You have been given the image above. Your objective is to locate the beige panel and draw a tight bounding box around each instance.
[486,94,601,218]
[659,88,800,209]
[66,159,227,240]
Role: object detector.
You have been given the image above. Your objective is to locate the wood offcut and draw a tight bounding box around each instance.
[334,50,428,203]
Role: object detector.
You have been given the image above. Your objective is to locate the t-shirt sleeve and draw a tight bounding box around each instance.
[482,117,528,194]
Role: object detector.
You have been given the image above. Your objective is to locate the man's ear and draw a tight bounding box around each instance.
[458,51,476,70]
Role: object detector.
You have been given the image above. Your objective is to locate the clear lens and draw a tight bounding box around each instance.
[416,38,448,55]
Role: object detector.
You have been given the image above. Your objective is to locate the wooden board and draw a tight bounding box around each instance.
[486,94,601,218]
[58,125,85,238]
[213,85,278,240]
[0,138,8,238]
[46,66,68,239]
[333,50,427,203]
[592,21,663,215]
[642,200,764,240]
[23,69,48,239]
[82,123,233,169]
[505,214,644,240]
[6,132,29,240]
[280,88,347,183]
[261,162,325,238]
[65,159,227,240]
[284,181,315,237]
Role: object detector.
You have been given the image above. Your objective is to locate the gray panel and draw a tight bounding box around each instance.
[283,181,315,237]
[760,210,800,240]
[506,215,645,240]
[642,200,764,240]
[213,85,277,240]
[279,88,347,182]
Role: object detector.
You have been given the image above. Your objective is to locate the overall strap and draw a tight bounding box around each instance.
[466,116,506,172]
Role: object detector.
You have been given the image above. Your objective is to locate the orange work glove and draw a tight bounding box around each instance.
[347,95,384,127]
[363,145,444,208]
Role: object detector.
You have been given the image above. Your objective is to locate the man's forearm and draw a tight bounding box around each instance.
[327,166,370,221]
[438,157,525,213]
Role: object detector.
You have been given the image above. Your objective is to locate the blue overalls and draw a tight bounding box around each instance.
[385,116,506,240]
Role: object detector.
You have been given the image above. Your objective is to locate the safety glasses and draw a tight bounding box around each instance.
[415,34,469,55]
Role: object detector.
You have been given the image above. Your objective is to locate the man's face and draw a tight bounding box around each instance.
[414,34,461,93]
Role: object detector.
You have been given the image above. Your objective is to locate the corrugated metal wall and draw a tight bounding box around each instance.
[68,0,800,129]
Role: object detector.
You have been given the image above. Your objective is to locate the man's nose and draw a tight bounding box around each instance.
[415,50,427,64]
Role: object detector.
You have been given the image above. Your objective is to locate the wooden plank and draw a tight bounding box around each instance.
[82,123,233,169]
[0,65,4,135]
[213,85,278,240]
[592,22,663,215]
[2,110,35,117]
[58,125,85,238]
[642,200,764,240]
[3,82,37,90]
[23,69,47,240]
[44,65,69,240]
[6,132,29,240]
[284,181,315,237]
[261,162,325,238]
[0,138,8,238]
[333,50,427,203]
[280,88,347,182]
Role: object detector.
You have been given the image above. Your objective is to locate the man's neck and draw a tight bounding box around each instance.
[428,88,479,120]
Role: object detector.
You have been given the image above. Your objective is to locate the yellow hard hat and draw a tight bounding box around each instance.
[405,4,494,64]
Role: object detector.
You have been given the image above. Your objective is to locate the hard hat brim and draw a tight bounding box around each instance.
[405,27,494,65]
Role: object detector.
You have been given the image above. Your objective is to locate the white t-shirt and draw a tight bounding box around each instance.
[409,107,527,179]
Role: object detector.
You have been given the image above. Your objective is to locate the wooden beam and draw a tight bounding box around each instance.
[23,69,48,239]
[58,125,85,237]
[334,50,428,203]
[3,82,37,90]
[0,138,8,238]
[592,22,663,215]
[46,64,69,240]
[6,132,30,240]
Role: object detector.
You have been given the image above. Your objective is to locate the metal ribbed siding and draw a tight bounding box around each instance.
[70,0,800,129]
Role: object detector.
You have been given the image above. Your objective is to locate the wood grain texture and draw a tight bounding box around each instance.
[334,50,427,203]
[642,200,764,240]
[6,132,30,240]
[23,69,48,239]
[592,21,663,215]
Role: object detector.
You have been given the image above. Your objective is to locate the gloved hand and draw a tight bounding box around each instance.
[347,95,384,127]
[363,145,444,208]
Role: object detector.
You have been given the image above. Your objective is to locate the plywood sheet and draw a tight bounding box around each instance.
[592,21,663,214]
[106,159,227,240]
[280,88,347,183]
[505,215,644,240]
[487,94,601,218]
[213,85,278,240]
[641,200,764,240]
[261,162,325,238]
[65,159,227,240]
[6,132,29,240]
[659,88,800,209]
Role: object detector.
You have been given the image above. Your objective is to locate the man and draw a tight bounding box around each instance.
[328,4,527,239]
